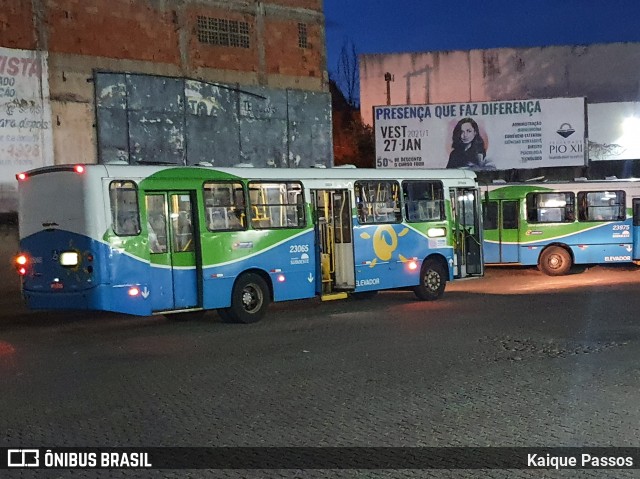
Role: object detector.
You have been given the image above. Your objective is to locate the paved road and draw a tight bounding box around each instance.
[1,263,640,478]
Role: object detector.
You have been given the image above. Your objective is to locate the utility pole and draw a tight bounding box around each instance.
[384,72,394,105]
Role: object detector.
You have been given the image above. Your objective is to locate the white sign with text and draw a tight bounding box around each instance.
[374,97,586,170]
[0,47,53,212]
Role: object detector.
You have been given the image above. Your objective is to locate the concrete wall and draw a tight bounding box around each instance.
[360,43,640,127]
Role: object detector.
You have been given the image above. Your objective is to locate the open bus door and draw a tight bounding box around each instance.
[450,187,483,278]
[145,192,201,312]
[483,199,520,263]
[312,190,355,300]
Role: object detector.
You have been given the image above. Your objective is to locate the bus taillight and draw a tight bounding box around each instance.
[16,172,28,181]
[74,164,85,174]
[15,254,28,276]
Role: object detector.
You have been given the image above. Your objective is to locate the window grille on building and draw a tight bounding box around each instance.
[197,16,250,48]
[298,22,308,48]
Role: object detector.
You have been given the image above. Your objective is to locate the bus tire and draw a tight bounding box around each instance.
[227,273,270,323]
[414,259,446,301]
[538,246,572,276]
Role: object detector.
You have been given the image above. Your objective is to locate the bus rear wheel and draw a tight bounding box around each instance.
[225,273,270,324]
[414,259,446,301]
[538,246,572,276]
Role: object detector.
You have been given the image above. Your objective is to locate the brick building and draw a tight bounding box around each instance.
[0,0,332,212]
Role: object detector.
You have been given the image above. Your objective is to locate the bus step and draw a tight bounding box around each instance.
[320,292,348,301]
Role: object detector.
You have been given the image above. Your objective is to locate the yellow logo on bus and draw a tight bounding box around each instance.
[360,225,410,267]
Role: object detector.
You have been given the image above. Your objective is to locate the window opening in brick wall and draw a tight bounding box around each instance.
[298,22,308,48]
[197,16,250,48]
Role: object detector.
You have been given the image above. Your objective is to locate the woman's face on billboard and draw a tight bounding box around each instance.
[460,122,476,144]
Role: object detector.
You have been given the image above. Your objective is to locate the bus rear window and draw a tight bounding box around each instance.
[109,180,140,236]
[526,192,575,223]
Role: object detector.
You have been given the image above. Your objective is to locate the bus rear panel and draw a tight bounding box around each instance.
[16,165,153,314]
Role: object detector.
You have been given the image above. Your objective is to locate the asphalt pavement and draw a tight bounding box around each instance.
[2,226,640,478]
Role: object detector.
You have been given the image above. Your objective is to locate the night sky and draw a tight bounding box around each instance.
[323,0,640,76]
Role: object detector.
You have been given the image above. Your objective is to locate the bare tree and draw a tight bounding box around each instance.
[336,37,359,108]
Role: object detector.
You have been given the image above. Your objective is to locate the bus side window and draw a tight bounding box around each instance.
[578,191,625,221]
[248,181,304,229]
[526,192,574,223]
[402,180,444,223]
[203,181,246,231]
[109,181,140,236]
[355,180,401,224]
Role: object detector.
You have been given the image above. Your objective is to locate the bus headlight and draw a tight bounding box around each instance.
[427,227,446,238]
[59,251,79,267]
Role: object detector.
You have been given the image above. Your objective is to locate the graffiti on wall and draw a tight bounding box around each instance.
[0,47,53,213]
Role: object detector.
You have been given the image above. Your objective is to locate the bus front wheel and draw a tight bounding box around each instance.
[414,259,446,301]
[225,273,271,323]
[538,246,572,276]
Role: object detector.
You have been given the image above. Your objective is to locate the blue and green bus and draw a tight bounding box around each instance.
[482,179,640,275]
[15,165,483,322]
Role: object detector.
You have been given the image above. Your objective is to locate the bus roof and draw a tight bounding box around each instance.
[483,177,640,187]
[22,164,478,182]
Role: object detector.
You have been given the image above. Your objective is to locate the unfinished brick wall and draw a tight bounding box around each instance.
[264,19,322,78]
[0,0,326,86]
[0,1,36,49]
[46,0,181,64]
[188,4,259,73]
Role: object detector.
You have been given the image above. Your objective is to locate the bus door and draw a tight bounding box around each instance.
[633,198,640,260]
[312,189,355,298]
[483,199,520,263]
[450,188,483,277]
[145,192,200,312]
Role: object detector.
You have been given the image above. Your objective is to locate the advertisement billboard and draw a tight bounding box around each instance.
[374,97,586,170]
[0,46,53,212]
[588,102,640,161]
